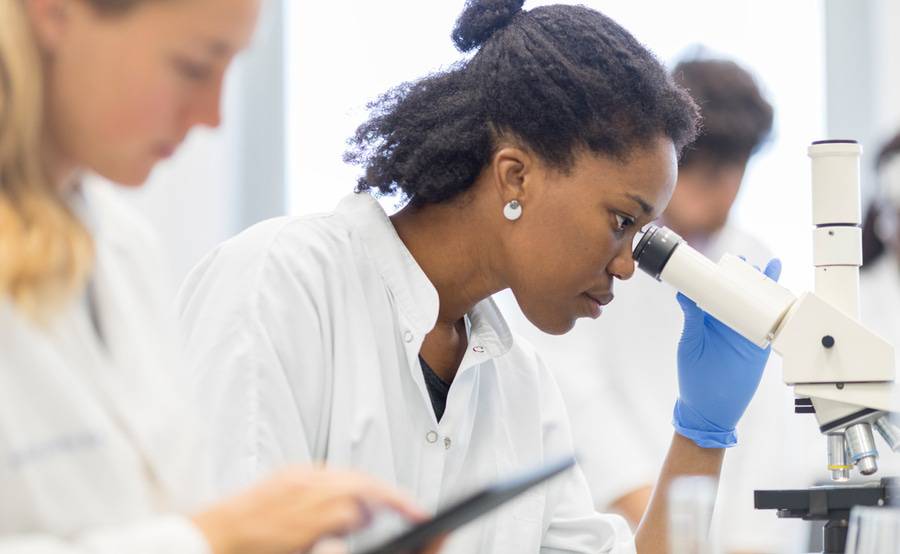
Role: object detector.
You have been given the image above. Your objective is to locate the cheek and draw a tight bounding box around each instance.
[512,208,611,293]
[721,183,742,208]
[100,65,183,144]
[504,202,621,334]
[52,45,183,165]
[509,231,613,335]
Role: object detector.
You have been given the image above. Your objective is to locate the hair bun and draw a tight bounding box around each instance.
[451,0,525,53]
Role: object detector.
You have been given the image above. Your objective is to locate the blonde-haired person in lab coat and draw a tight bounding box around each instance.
[0,1,438,553]
[178,3,782,553]
[497,58,819,553]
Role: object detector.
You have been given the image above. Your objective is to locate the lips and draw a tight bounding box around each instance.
[156,135,186,159]
[585,291,614,307]
[155,144,177,159]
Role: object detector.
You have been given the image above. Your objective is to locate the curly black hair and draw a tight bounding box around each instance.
[672,58,774,169]
[345,0,700,206]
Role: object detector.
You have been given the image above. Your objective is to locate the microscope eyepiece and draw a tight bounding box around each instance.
[632,225,683,281]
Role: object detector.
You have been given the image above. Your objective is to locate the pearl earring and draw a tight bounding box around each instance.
[503,200,522,221]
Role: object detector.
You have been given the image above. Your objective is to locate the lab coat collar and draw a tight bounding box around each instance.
[335,193,514,361]
[466,297,514,359]
[66,180,93,232]
[336,193,440,337]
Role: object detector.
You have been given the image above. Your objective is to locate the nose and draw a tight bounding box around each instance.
[188,76,224,130]
[608,240,636,281]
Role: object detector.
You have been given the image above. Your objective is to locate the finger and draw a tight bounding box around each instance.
[368,492,428,522]
[764,258,782,282]
[419,535,448,554]
[308,538,349,554]
[738,254,764,274]
[293,469,428,523]
[340,475,428,521]
[320,501,368,537]
[739,253,781,282]
[356,497,373,529]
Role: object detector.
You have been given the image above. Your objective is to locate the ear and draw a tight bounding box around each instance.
[25,0,72,53]
[490,146,537,206]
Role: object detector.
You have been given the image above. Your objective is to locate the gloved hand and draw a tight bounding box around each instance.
[673,258,783,448]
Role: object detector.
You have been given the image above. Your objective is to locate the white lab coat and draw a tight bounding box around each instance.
[177,192,635,553]
[861,255,900,362]
[0,181,211,553]
[495,224,817,553]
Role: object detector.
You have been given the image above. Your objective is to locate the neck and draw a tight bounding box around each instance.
[55,166,81,194]
[391,198,506,327]
[43,120,80,193]
[890,243,900,272]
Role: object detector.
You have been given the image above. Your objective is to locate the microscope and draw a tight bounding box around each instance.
[632,141,899,553]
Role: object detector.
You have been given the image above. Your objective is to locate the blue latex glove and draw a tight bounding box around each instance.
[673,258,783,448]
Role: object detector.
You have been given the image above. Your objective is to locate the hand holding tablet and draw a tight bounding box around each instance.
[356,455,576,554]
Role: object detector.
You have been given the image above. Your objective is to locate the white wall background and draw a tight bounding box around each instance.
[872,1,900,140]
[826,0,900,202]
[285,1,465,215]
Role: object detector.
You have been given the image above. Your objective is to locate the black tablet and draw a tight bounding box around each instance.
[357,455,576,554]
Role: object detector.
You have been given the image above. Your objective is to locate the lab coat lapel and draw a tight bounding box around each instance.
[337,194,441,406]
[339,193,440,338]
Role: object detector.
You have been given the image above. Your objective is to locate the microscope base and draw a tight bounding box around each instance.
[754,478,897,554]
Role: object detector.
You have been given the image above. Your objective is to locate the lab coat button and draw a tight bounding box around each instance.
[426,430,438,443]
[444,437,452,450]
[472,345,485,353]
[403,331,414,343]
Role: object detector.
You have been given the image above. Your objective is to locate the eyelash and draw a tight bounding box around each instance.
[613,213,636,237]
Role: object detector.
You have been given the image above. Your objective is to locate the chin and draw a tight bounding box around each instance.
[102,164,154,187]
[528,312,577,336]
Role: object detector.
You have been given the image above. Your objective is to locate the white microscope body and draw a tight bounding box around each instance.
[633,140,899,481]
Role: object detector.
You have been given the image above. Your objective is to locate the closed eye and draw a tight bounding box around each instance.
[173,57,214,82]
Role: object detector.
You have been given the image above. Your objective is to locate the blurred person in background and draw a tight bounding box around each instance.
[0,1,436,552]
[498,56,809,553]
[861,132,900,352]
[858,131,900,490]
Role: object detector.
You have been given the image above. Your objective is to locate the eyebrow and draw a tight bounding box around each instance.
[627,193,654,216]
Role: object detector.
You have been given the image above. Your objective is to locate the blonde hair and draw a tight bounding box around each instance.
[0,0,95,319]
